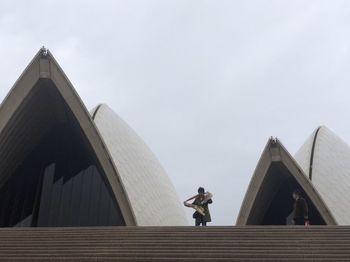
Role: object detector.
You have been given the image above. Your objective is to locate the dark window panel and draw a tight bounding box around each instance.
[47,176,63,227]
[0,123,125,227]
[4,175,18,226]
[97,176,112,226]
[109,199,125,226]
[58,177,74,226]
[78,166,93,226]
[37,164,55,227]
[88,166,102,226]
[0,183,12,226]
[69,171,82,226]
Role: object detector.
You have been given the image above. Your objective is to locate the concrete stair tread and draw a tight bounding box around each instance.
[0,226,349,260]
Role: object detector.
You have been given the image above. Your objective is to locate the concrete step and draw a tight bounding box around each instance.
[0,226,350,260]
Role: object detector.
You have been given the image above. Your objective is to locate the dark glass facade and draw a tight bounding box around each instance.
[260,163,325,225]
[0,123,125,227]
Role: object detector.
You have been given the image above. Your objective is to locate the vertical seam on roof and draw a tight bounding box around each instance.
[309,126,322,181]
[92,104,102,120]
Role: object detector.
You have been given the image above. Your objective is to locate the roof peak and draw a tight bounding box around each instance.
[40,46,49,57]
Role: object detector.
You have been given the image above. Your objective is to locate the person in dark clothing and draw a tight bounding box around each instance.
[184,187,213,226]
[292,190,308,225]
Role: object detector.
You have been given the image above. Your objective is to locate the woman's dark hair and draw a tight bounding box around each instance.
[198,187,205,194]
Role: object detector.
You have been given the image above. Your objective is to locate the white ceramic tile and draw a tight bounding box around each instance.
[91,105,188,226]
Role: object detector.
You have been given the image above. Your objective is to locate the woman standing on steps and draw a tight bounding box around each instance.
[184,187,213,226]
[292,189,309,225]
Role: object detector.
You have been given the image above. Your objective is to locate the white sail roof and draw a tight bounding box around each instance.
[236,138,335,225]
[91,104,188,226]
[295,126,350,225]
[0,48,187,226]
[0,48,136,225]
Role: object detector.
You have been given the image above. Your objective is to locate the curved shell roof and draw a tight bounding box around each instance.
[91,104,188,226]
[0,48,187,226]
[236,138,335,225]
[295,126,350,225]
[0,49,136,225]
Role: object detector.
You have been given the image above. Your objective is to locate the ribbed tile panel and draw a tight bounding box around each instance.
[0,226,350,261]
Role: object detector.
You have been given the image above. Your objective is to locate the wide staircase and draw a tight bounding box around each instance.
[0,226,350,261]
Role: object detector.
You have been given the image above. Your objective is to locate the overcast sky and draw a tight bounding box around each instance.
[1,1,350,225]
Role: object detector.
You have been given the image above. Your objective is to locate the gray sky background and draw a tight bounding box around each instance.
[1,0,350,225]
